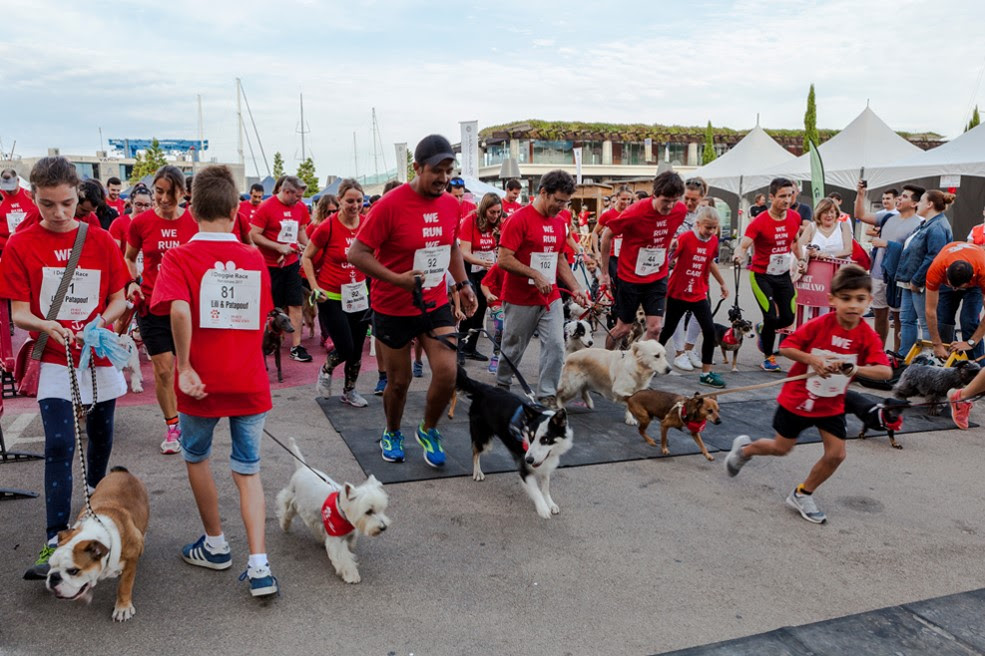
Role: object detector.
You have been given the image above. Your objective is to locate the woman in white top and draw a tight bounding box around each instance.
[801,197,852,259]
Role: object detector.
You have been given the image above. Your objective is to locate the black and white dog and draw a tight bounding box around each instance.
[456,367,573,519]
[844,390,909,449]
[563,319,594,355]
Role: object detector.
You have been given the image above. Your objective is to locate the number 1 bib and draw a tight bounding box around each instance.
[40,267,100,321]
[199,266,261,330]
[277,219,299,244]
[413,245,451,288]
[528,251,558,285]
[634,247,666,277]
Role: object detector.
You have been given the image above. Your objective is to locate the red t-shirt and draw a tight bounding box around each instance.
[0,188,37,249]
[776,312,888,417]
[0,222,129,367]
[578,210,590,227]
[459,211,498,272]
[925,242,985,292]
[16,209,99,235]
[108,214,131,251]
[499,204,566,307]
[605,199,687,284]
[127,208,199,310]
[239,200,261,224]
[558,209,576,265]
[458,199,477,221]
[482,263,506,309]
[354,183,460,317]
[597,207,622,257]
[667,231,719,302]
[250,196,310,268]
[502,199,523,218]
[150,234,273,417]
[309,214,366,294]
[106,198,126,219]
[743,210,802,275]
[233,212,252,244]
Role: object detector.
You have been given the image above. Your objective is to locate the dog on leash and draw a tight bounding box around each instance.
[556,339,672,424]
[625,390,721,461]
[45,466,149,621]
[302,291,318,340]
[263,307,295,382]
[844,390,909,449]
[275,438,390,584]
[892,360,980,416]
[564,319,594,355]
[457,367,573,519]
[713,317,755,372]
[117,333,143,393]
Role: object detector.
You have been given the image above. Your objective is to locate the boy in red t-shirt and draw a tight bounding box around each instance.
[150,165,278,598]
[725,266,891,524]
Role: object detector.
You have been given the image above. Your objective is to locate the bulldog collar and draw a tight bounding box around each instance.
[321,491,355,537]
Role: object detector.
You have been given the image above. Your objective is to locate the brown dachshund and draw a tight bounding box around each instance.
[625,390,721,461]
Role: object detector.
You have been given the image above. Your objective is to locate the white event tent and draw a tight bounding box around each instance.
[691,124,795,195]
[864,120,985,186]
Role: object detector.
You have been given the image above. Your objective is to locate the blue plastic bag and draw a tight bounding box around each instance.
[78,316,130,371]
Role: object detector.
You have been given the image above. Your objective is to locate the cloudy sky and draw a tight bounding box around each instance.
[3,0,983,181]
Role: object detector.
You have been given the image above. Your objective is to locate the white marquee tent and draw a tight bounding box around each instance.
[690,124,795,195]
[863,120,985,186]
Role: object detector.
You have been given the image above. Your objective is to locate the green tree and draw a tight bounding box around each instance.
[296,157,319,197]
[702,120,717,164]
[406,149,415,182]
[966,105,980,132]
[803,84,818,153]
[130,138,167,183]
[273,151,284,178]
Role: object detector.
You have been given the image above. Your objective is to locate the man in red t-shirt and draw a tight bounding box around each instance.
[924,241,985,360]
[725,265,891,524]
[150,165,278,597]
[599,172,687,349]
[496,170,590,404]
[106,177,126,218]
[249,175,312,362]
[0,168,37,253]
[349,134,477,467]
[732,177,806,372]
[501,179,523,219]
[448,177,477,220]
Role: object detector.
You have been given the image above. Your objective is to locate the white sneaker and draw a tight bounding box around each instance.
[161,424,182,455]
[673,353,694,371]
[686,350,702,368]
[316,365,333,399]
[340,389,368,408]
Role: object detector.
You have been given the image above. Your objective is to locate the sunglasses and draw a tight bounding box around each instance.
[449,178,465,188]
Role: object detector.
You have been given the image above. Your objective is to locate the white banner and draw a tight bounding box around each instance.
[940,174,961,188]
[460,121,479,179]
[573,147,583,185]
[395,142,408,183]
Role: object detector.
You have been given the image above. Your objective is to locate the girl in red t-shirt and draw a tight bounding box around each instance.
[302,180,370,407]
[658,208,728,388]
[480,262,506,373]
[458,192,503,360]
[0,157,130,578]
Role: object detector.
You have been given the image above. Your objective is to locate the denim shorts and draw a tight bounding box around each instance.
[179,412,267,474]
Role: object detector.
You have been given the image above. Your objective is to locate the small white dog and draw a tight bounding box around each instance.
[275,438,390,584]
[556,339,672,424]
[118,333,143,393]
[563,319,594,355]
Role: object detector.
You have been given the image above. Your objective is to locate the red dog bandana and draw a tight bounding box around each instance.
[880,408,903,432]
[679,404,707,433]
[722,328,738,346]
[321,491,355,537]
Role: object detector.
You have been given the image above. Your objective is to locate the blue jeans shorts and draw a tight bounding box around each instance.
[179,412,267,474]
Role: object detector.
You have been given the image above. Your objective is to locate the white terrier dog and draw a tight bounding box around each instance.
[118,333,143,393]
[275,438,390,584]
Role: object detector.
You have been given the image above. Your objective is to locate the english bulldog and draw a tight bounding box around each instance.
[46,466,150,621]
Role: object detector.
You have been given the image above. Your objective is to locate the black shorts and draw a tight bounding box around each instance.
[616,278,667,324]
[772,405,847,441]
[268,261,304,309]
[136,311,174,356]
[372,304,456,350]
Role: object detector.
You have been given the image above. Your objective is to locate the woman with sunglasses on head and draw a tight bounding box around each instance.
[458,192,503,361]
[109,184,152,252]
[304,179,370,407]
[125,165,199,454]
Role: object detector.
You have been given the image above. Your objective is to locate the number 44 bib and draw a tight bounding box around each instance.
[634,247,666,277]
[199,264,261,330]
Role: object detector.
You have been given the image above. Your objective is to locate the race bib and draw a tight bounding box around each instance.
[528,251,558,285]
[136,251,145,276]
[634,247,666,277]
[40,267,100,321]
[471,249,496,273]
[341,281,369,313]
[6,211,26,233]
[413,244,451,288]
[199,266,261,330]
[276,219,299,244]
[805,350,856,398]
[767,252,792,276]
[613,236,623,257]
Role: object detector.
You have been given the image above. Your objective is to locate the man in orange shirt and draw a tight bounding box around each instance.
[925,242,985,360]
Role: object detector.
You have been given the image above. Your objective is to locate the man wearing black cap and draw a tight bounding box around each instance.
[0,168,37,254]
[349,134,477,468]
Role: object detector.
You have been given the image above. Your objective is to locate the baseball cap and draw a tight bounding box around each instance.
[0,168,18,192]
[414,134,456,167]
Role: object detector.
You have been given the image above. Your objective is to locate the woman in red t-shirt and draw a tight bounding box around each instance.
[0,157,130,578]
[302,179,370,407]
[458,192,503,360]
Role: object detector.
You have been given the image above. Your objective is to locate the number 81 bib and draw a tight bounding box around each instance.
[199,264,261,330]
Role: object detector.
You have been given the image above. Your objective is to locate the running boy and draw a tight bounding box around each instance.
[724,265,891,523]
[150,165,278,597]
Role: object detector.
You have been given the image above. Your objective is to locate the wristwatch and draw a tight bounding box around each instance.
[968,338,977,347]
[454,279,473,292]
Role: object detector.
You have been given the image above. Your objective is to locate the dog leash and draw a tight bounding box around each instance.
[64,340,106,529]
[261,428,335,486]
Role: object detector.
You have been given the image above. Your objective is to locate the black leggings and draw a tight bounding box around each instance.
[317,299,370,367]
[659,297,716,365]
[461,269,487,352]
[750,272,796,355]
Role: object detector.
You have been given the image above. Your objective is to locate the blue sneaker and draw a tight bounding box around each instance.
[755,322,764,354]
[381,429,405,462]
[487,355,499,374]
[761,355,782,372]
[374,375,387,396]
[412,360,424,378]
[416,423,446,468]
[239,564,279,597]
[181,536,232,570]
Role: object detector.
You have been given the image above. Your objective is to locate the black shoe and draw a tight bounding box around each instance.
[462,350,489,362]
[290,345,313,362]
